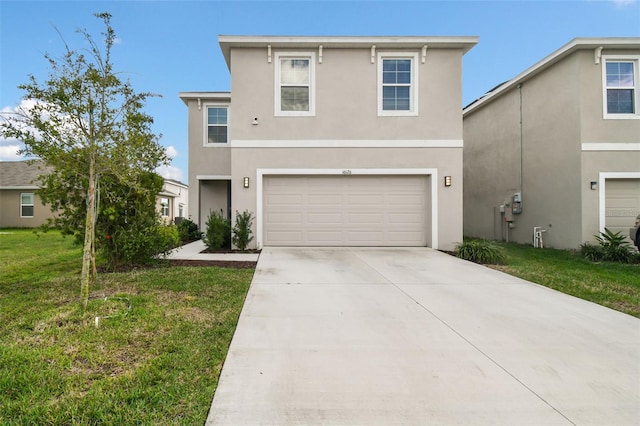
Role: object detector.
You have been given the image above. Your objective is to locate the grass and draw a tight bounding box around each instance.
[3,229,639,423]
[489,240,640,318]
[0,229,254,425]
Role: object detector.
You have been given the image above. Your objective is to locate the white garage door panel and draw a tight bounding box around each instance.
[605,179,640,242]
[263,175,429,246]
[308,213,342,224]
[347,212,384,223]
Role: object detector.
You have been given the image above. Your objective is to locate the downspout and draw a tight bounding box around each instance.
[518,83,524,194]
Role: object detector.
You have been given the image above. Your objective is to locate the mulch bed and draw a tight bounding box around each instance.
[167,259,257,269]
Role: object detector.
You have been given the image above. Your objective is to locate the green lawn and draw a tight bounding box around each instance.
[2,230,639,424]
[0,229,254,425]
[491,241,640,318]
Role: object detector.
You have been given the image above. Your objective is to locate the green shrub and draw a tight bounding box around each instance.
[177,218,200,243]
[232,210,254,251]
[104,224,180,269]
[581,228,636,264]
[455,239,506,265]
[157,225,181,253]
[204,210,231,251]
[580,242,604,262]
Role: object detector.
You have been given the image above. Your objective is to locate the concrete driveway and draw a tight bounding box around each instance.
[206,247,640,425]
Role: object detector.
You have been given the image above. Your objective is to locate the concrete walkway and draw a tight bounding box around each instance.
[206,247,640,425]
[167,240,259,262]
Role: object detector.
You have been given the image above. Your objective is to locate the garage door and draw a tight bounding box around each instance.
[605,179,640,242]
[263,175,429,246]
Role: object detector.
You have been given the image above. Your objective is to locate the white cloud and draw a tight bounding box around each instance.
[0,100,32,161]
[610,0,637,7]
[156,164,184,182]
[1,98,79,147]
[165,145,178,159]
[0,143,24,161]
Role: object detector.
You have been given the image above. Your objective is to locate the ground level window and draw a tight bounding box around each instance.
[160,198,169,217]
[20,193,34,217]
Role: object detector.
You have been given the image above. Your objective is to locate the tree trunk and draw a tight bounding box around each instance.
[80,156,96,311]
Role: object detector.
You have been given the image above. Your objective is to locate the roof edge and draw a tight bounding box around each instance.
[178,92,231,106]
[464,37,640,115]
[218,35,479,68]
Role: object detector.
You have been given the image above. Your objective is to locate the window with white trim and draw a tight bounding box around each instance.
[378,52,419,116]
[603,56,639,119]
[20,193,34,217]
[206,106,229,144]
[160,198,169,217]
[275,52,316,116]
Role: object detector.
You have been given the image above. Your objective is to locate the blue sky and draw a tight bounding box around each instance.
[1,0,639,182]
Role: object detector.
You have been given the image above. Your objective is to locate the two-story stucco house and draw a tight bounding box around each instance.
[157,179,189,224]
[180,35,478,250]
[463,38,640,249]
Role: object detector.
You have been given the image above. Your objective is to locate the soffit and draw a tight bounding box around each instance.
[178,92,231,106]
[218,35,479,68]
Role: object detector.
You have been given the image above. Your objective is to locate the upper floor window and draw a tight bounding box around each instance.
[21,193,34,217]
[206,106,229,144]
[275,52,316,116]
[378,52,419,116]
[603,56,639,119]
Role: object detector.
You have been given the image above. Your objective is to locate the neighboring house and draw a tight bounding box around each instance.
[180,35,478,250]
[463,38,640,249]
[0,160,53,228]
[0,160,187,227]
[157,179,189,224]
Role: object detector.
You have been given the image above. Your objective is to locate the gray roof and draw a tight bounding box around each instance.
[0,160,51,188]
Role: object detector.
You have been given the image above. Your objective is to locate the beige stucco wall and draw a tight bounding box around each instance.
[199,180,230,231]
[465,45,640,249]
[185,43,469,248]
[577,48,640,245]
[464,54,584,249]
[579,49,640,143]
[581,151,640,244]
[231,147,463,251]
[0,190,52,228]
[229,47,464,141]
[463,89,523,241]
[185,97,231,226]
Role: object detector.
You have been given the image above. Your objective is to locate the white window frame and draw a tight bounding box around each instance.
[204,104,230,146]
[378,52,419,117]
[602,55,639,120]
[274,52,316,117]
[20,192,34,218]
[160,197,169,217]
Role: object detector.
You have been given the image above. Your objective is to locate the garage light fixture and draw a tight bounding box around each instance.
[590,181,597,190]
[243,177,250,188]
[444,176,452,187]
